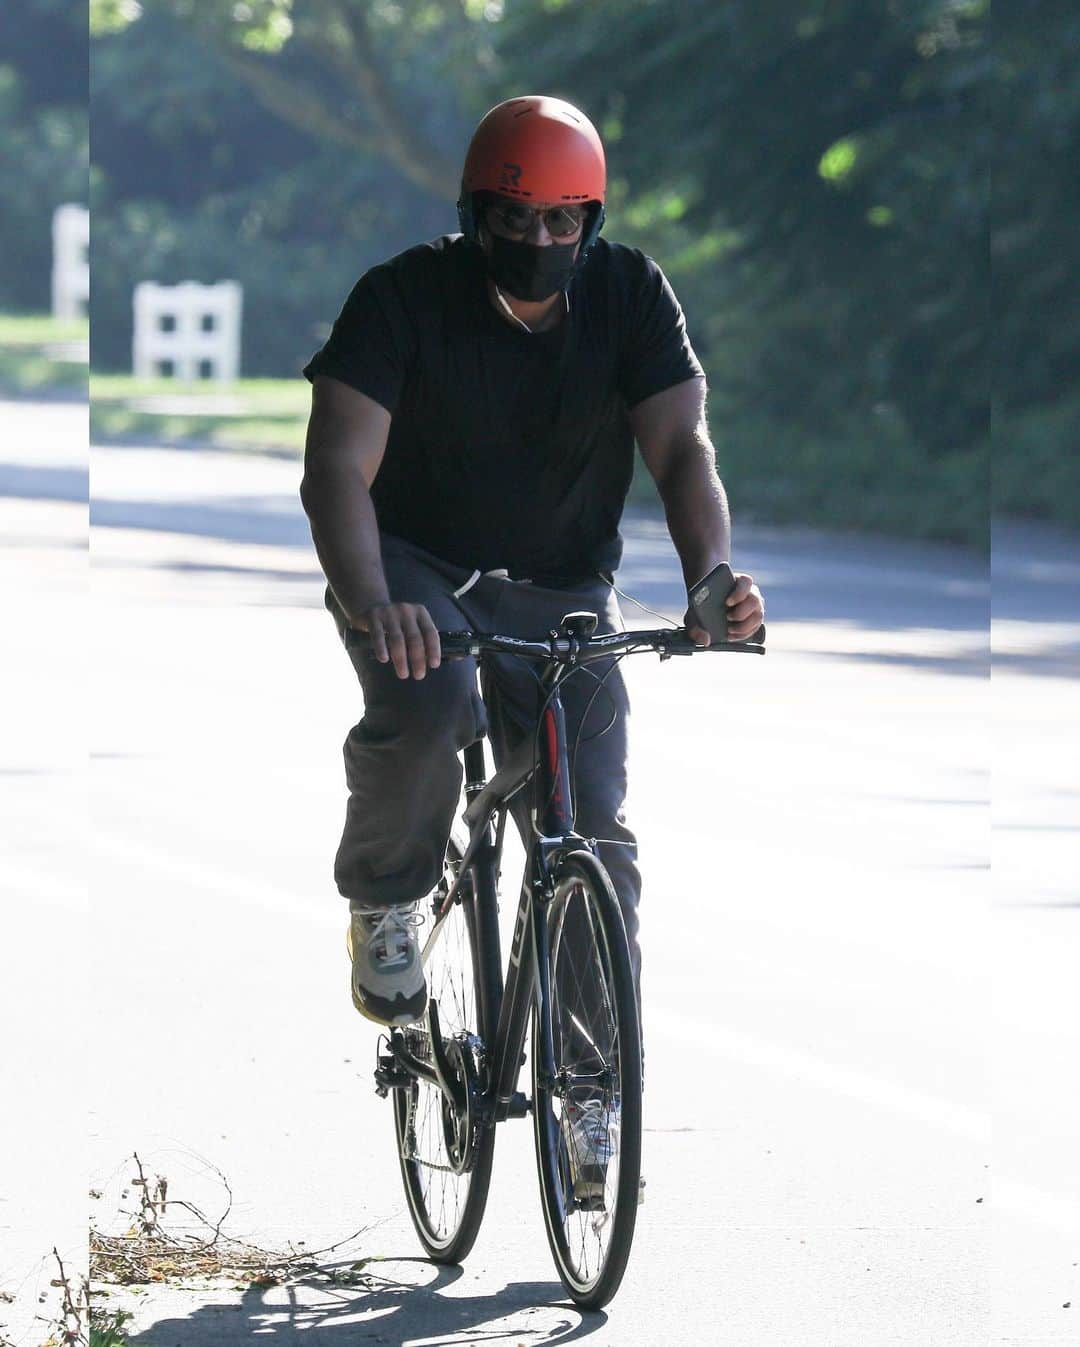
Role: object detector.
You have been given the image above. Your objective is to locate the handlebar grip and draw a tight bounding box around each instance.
[700,623,765,650]
[435,630,478,657]
[344,627,477,657]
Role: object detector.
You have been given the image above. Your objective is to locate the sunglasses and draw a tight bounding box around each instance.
[485,200,586,239]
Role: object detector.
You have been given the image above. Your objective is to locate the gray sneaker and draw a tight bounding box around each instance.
[565,1098,619,1208]
[346,901,427,1027]
[564,1099,646,1208]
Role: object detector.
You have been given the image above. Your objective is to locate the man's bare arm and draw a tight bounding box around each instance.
[299,375,440,677]
[300,375,392,622]
[631,377,763,642]
[631,376,730,587]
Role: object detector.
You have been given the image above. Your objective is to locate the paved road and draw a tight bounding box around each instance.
[989,519,1080,1344]
[1,400,88,1345]
[1,398,1075,1344]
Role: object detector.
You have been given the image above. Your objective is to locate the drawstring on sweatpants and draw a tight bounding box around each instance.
[452,567,520,599]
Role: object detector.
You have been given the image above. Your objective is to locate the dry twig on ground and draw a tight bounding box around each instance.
[0,1249,88,1347]
[90,1153,373,1292]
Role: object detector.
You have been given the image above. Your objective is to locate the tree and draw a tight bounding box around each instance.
[0,0,87,310]
[90,0,496,201]
[493,0,990,462]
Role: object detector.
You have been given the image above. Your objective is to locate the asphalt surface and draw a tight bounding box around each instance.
[1,397,1076,1345]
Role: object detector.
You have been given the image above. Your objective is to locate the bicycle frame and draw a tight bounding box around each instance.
[371,617,764,1124]
[382,655,590,1128]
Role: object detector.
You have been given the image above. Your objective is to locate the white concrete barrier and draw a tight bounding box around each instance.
[132,280,243,381]
[51,204,89,319]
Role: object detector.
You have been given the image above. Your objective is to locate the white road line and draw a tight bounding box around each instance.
[91,831,341,930]
[650,1005,989,1141]
[651,1009,1080,1234]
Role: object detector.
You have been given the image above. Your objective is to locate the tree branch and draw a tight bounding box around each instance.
[308,3,460,201]
[221,49,377,156]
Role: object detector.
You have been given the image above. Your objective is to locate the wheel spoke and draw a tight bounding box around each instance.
[393,842,492,1256]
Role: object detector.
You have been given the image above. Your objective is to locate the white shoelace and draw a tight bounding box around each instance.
[353,903,422,967]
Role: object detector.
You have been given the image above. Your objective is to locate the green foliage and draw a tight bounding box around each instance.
[702,416,989,551]
[81,0,1072,545]
[484,0,1000,544]
[994,399,1080,528]
[0,0,87,311]
[89,3,468,375]
[992,6,1079,414]
[987,3,1079,528]
[494,0,990,459]
[90,0,143,37]
[90,1307,133,1347]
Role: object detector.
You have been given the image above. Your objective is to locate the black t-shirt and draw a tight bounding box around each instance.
[302,235,703,581]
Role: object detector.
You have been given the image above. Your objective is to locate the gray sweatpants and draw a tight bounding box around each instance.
[327,533,642,987]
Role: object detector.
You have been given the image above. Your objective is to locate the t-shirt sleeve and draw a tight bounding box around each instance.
[617,252,705,409]
[301,264,415,414]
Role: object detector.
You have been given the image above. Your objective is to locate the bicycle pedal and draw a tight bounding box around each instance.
[373,1049,411,1097]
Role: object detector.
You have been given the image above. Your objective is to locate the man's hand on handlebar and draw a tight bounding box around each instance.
[684,571,765,646]
[354,602,441,679]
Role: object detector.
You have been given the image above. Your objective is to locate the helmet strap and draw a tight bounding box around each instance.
[579,202,606,259]
[457,192,479,242]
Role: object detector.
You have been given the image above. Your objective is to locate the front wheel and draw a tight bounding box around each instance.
[532,851,643,1309]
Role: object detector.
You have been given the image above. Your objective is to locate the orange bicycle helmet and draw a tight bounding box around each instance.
[458,95,607,256]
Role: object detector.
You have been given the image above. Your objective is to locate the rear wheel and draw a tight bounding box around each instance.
[393,837,496,1262]
[532,850,642,1309]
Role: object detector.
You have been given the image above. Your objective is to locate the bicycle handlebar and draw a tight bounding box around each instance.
[345,624,766,663]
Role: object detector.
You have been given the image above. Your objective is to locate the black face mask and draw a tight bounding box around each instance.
[487,234,578,302]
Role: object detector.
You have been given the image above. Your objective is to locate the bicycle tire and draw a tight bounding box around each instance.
[393,835,497,1263]
[532,849,643,1309]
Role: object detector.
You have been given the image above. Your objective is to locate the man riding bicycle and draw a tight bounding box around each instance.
[300,95,765,1034]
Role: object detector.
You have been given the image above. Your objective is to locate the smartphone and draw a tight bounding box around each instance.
[688,561,737,641]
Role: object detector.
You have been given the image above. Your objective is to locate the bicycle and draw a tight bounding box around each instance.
[347,610,765,1308]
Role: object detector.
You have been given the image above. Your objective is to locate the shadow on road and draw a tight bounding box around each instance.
[80,492,1000,674]
[18,436,1043,677]
[0,462,88,502]
[90,496,313,549]
[800,648,988,677]
[991,518,1080,677]
[125,1259,606,1346]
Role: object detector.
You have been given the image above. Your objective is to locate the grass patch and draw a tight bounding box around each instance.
[994,398,1080,530]
[631,409,990,551]
[0,312,88,397]
[0,314,88,345]
[90,1308,133,1346]
[90,374,309,453]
